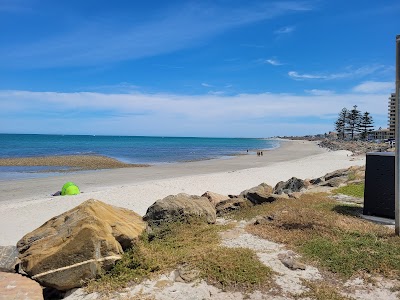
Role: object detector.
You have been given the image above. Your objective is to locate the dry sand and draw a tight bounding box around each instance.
[0,140,365,246]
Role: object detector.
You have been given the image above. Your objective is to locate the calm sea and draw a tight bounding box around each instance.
[0,134,279,180]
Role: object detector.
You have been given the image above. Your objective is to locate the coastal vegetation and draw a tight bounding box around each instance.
[87,218,272,293]
[333,182,365,198]
[234,193,400,280]
[82,190,400,298]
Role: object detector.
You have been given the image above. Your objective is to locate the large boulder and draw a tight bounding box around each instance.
[143,193,216,227]
[240,183,274,205]
[323,168,348,181]
[201,191,229,207]
[273,177,305,195]
[215,197,253,216]
[322,177,346,187]
[17,199,146,291]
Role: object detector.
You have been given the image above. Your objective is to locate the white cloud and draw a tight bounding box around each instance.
[208,91,225,95]
[266,59,283,66]
[289,71,325,79]
[352,81,394,93]
[201,83,213,87]
[289,65,388,80]
[305,89,335,96]
[0,89,389,137]
[274,26,295,34]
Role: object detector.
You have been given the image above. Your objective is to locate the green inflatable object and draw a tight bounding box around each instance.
[61,182,80,196]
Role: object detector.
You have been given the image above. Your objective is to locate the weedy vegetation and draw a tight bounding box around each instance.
[333,183,365,198]
[295,281,354,300]
[230,193,400,279]
[87,218,272,293]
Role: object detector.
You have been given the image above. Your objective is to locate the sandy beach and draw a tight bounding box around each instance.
[0,140,365,246]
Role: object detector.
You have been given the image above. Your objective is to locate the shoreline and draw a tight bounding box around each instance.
[0,140,365,246]
[0,142,279,179]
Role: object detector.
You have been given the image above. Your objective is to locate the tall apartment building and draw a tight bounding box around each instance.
[389,92,396,139]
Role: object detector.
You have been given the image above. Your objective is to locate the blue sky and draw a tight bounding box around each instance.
[0,0,399,137]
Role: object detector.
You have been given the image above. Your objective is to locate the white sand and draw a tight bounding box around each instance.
[0,140,365,246]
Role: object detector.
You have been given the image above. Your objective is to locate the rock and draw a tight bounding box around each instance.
[303,179,311,189]
[265,194,289,201]
[0,271,43,300]
[280,258,306,271]
[277,252,306,271]
[254,215,274,225]
[173,264,200,283]
[240,183,274,205]
[324,168,348,181]
[310,177,324,185]
[322,177,346,187]
[288,192,302,199]
[201,191,229,207]
[318,139,392,155]
[215,197,253,216]
[143,193,216,227]
[17,199,146,291]
[273,177,306,195]
[0,246,18,273]
[240,183,273,198]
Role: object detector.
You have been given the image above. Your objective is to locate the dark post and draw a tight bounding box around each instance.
[395,35,400,234]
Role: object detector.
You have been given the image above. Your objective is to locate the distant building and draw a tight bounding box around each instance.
[369,127,392,141]
[388,92,396,139]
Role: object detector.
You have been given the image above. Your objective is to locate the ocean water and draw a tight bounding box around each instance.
[0,134,279,180]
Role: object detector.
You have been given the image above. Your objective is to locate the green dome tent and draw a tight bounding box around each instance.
[61,182,80,196]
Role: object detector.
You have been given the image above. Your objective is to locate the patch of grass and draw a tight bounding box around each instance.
[301,232,400,278]
[333,183,365,198]
[199,247,272,289]
[87,218,272,293]
[241,193,400,279]
[347,171,357,181]
[296,281,354,300]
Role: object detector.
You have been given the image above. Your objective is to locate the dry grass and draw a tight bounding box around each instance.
[87,218,272,293]
[0,155,148,170]
[295,281,354,300]
[230,193,400,279]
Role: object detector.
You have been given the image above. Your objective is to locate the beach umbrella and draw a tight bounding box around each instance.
[61,182,80,196]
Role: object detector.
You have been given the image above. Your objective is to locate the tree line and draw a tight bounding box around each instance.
[334,105,374,140]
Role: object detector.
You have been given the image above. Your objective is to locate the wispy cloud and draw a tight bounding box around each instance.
[265,58,284,66]
[274,26,295,34]
[288,65,388,80]
[352,81,394,93]
[288,71,325,79]
[201,83,213,88]
[1,2,313,68]
[0,88,388,137]
[305,89,335,96]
